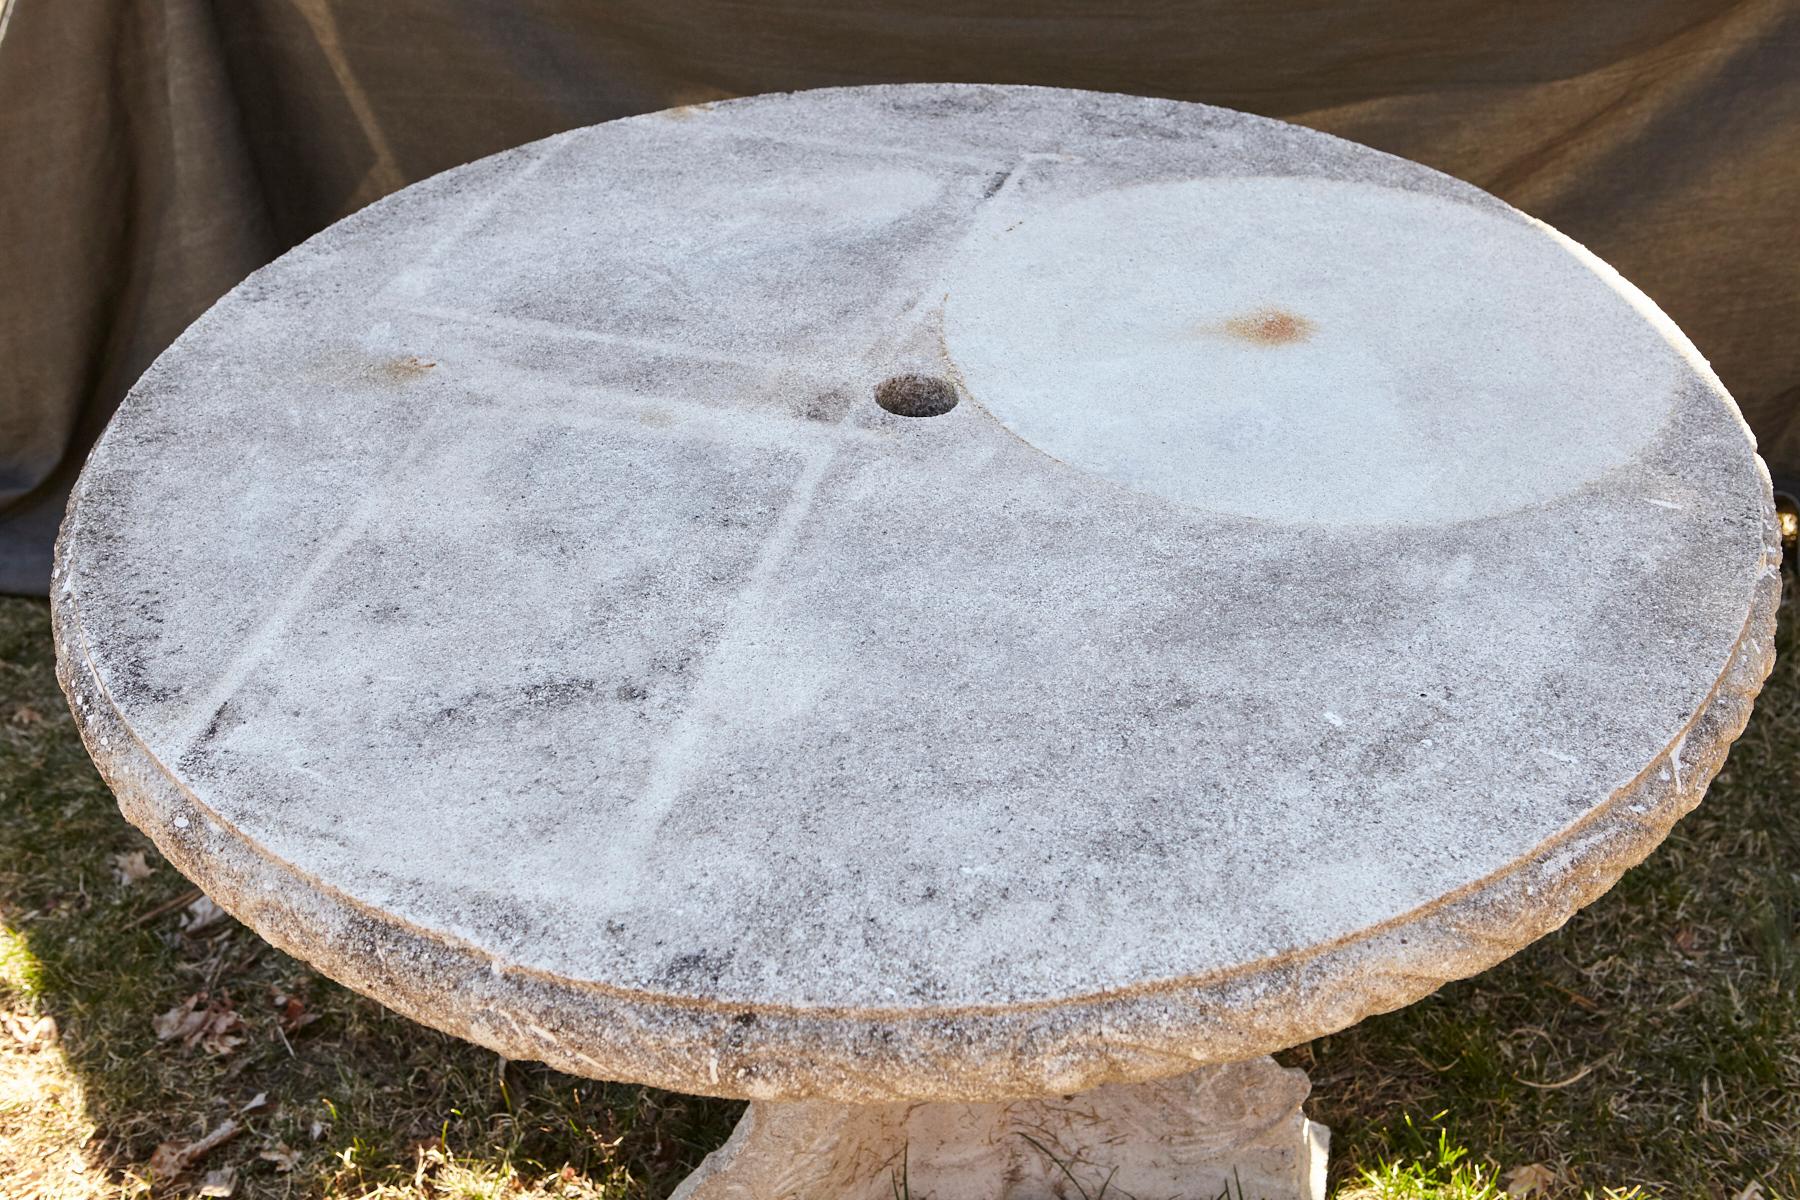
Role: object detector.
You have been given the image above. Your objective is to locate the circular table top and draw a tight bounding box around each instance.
[55,84,1779,1104]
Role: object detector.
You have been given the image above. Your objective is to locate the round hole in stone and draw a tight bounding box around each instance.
[874,373,959,418]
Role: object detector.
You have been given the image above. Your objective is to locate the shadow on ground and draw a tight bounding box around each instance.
[0,597,740,1198]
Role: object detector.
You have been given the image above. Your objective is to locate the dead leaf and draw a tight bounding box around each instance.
[1735,1184,1765,1200]
[1504,1162,1560,1197]
[2,1012,57,1049]
[146,1118,239,1179]
[8,704,43,727]
[152,992,246,1054]
[308,1119,326,1142]
[271,990,319,1035]
[110,850,154,887]
[259,1142,301,1172]
[147,1142,186,1179]
[201,1014,246,1056]
[153,994,206,1042]
[238,1091,269,1115]
[1674,926,1703,956]
[197,1166,238,1197]
[181,895,229,933]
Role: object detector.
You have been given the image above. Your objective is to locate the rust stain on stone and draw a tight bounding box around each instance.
[374,355,437,382]
[1221,308,1314,346]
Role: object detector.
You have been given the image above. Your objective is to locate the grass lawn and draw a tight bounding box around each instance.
[1,584,1795,1199]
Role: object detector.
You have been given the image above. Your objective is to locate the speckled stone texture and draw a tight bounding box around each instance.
[672,1058,1327,1200]
[54,85,1778,1106]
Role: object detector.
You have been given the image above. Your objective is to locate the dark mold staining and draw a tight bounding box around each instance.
[1070,99,1199,143]
[699,502,767,531]
[363,600,410,625]
[794,390,852,423]
[724,1009,759,1048]
[874,374,960,418]
[519,677,600,708]
[1222,308,1314,346]
[982,170,1010,199]
[178,698,244,772]
[100,647,179,707]
[196,701,234,749]
[884,85,1006,118]
[436,676,638,724]
[648,648,700,683]
[661,948,733,989]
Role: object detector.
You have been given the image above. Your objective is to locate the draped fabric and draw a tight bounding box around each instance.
[4,0,1796,593]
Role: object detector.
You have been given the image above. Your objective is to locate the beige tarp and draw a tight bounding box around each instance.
[4,0,1796,592]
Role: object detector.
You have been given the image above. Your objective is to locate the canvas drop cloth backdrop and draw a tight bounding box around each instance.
[3,0,1798,594]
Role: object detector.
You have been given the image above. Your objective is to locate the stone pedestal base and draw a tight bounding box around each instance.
[672,1057,1328,1200]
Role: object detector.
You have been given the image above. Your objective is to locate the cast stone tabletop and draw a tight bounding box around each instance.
[53,87,1777,1125]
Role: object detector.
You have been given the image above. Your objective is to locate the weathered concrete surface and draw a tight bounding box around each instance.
[53,85,1778,1103]
[672,1057,1327,1200]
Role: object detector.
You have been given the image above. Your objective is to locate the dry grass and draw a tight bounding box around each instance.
[0,929,106,1200]
[0,597,739,1199]
[1288,579,1800,1197]
[1,582,1796,1198]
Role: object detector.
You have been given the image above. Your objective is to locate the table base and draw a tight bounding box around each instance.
[671,1056,1328,1199]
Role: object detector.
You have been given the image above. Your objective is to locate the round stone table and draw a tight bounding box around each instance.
[54,85,1779,1199]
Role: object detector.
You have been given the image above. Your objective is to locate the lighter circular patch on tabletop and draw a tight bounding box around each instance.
[944,177,1684,526]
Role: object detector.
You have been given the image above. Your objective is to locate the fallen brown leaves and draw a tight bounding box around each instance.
[259,1141,301,1171]
[147,1118,239,1182]
[0,1002,105,1200]
[1502,1161,1560,1196]
[152,992,246,1055]
[271,987,319,1036]
[5,703,43,727]
[1,1011,56,1051]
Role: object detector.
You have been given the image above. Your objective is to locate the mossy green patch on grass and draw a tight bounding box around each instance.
[2,582,1797,1198]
